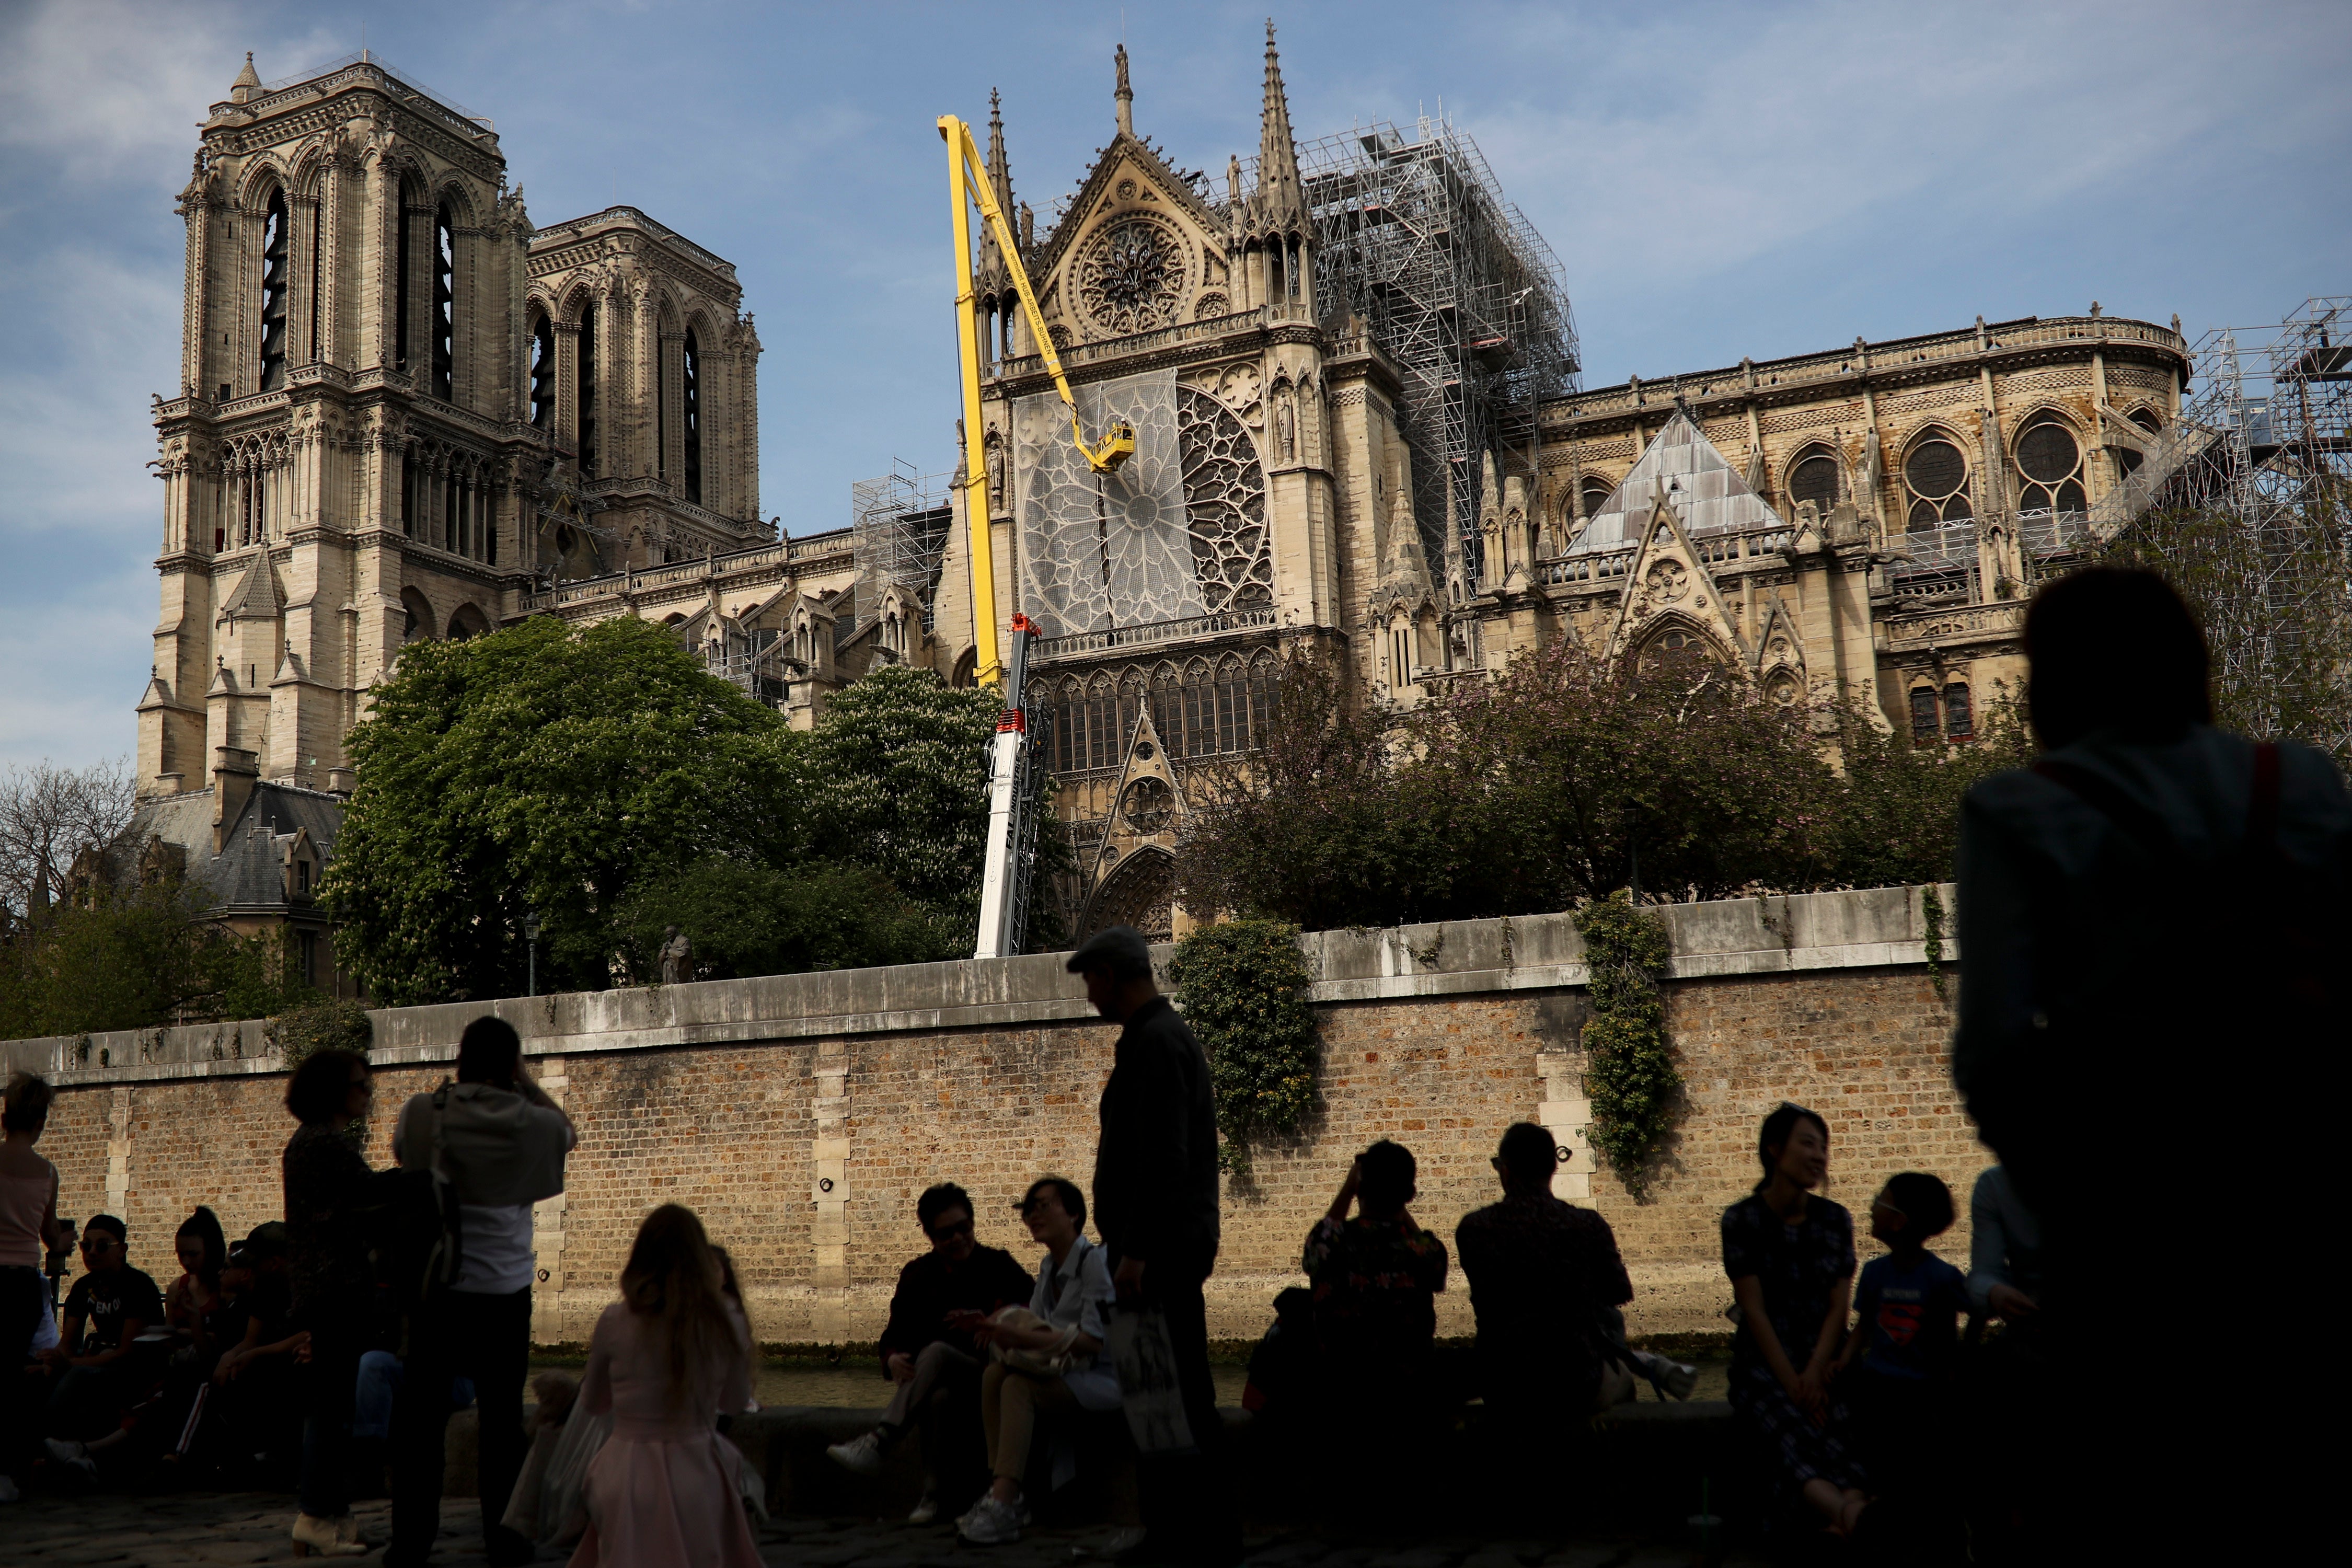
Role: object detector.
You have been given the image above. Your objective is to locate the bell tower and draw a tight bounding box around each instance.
[141,53,536,798]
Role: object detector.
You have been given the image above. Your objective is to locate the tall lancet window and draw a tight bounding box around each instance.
[682,326,702,505]
[395,193,412,372]
[578,304,600,478]
[432,204,455,400]
[259,191,289,391]
[529,314,556,429]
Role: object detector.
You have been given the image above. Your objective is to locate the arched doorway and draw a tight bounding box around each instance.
[1079,845,1177,944]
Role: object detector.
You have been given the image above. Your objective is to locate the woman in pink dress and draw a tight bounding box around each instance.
[568,1204,761,1568]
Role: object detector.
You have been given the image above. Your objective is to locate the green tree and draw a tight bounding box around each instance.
[615,858,958,980]
[323,616,789,1006]
[0,878,313,1039]
[1177,653,1452,930]
[1817,690,2032,890]
[794,663,1069,949]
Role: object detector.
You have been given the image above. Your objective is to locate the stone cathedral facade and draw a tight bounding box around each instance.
[133,42,2193,954]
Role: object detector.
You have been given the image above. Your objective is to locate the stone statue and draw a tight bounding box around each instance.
[1277,392,1296,462]
[659,925,694,986]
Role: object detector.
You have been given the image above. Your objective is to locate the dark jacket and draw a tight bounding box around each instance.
[875,1245,1034,1371]
[1092,996,1221,1278]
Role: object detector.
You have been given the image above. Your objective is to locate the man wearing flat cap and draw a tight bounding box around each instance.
[1070,925,1236,1565]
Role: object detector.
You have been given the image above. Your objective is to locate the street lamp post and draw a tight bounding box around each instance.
[524,912,541,998]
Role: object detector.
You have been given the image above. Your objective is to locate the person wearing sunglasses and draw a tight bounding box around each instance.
[826,1182,1033,1524]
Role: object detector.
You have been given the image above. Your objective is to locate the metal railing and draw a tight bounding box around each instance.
[1032,607,1277,661]
[2017,508,2093,558]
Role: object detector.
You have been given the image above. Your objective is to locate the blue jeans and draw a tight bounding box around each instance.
[353,1348,475,1439]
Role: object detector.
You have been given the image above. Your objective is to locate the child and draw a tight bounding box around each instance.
[1837,1171,1968,1508]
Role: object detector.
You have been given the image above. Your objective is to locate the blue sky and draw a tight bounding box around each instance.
[4,0,2348,773]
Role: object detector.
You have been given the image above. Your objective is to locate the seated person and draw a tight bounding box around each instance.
[38,1213,165,1466]
[1300,1142,1449,1514]
[825,1182,1035,1523]
[956,1177,1120,1545]
[162,1207,233,1365]
[1455,1124,1642,1428]
[1241,1286,1317,1422]
[1302,1142,1449,1375]
[209,1225,307,1478]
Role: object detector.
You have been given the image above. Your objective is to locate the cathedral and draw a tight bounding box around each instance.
[133,37,2191,955]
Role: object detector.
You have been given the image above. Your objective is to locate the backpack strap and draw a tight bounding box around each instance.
[2249,742,2282,856]
[2032,758,2180,860]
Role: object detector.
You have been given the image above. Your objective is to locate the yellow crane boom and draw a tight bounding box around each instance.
[939,112,1133,686]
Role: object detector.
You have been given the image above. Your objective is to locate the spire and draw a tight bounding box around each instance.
[1114,44,1133,139]
[1253,20,1305,229]
[231,51,262,104]
[978,89,1016,277]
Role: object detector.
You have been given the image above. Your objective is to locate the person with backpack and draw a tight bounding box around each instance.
[1953,566,2351,1562]
[386,1017,574,1567]
[281,1047,387,1556]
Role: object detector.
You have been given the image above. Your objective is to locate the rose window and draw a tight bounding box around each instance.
[1078,217,1188,336]
[1903,438,1974,527]
[1121,777,1175,834]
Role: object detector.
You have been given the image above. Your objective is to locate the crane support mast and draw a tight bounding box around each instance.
[938,112,1133,687]
[941,112,1126,959]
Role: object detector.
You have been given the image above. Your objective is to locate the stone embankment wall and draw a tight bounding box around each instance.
[2,886,1977,1343]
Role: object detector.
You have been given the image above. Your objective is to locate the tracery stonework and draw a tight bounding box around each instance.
[1077,215,1189,336]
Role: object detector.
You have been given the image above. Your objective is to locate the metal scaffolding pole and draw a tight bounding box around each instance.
[1292,116,1579,638]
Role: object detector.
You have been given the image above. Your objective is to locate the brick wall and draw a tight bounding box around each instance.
[8,889,1985,1342]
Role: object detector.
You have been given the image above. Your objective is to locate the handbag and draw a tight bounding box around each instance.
[988,1305,1080,1377]
[1106,1302,1196,1456]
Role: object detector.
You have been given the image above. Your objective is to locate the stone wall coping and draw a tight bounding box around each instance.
[3,884,1955,1087]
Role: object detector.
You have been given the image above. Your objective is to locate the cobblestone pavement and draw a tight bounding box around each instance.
[0,1492,1768,1567]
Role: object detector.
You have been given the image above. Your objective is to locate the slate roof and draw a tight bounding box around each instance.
[1569,409,1787,554]
[128,780,344,916]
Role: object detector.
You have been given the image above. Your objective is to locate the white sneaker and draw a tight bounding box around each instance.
[43,1438,96,1480]
[825,1429,885,1477]
[959,1493,1024,1544]
[1639,1351,1699,1401]
[907,1491,941,1525]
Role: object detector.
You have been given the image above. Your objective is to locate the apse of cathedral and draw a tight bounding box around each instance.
[134,38,2192,952]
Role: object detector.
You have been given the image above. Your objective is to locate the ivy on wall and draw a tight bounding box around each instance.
[1574,894,1682,1198]
[277,996,373,1071]
[1169,919,1320,1175]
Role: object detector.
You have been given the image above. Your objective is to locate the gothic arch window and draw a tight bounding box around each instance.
[578,303,600,478]
[259,189,290,391]
[1909,684,1940,745]
[529,313,556,430]
[1579,476,1613,520]
[2117,407,2163,481]
[1943,681,1974,741]
[1175,386,1272,614]
[394,181,414,372]
[400,587,434,643]
[447,604,490,640]
[951,648,978,688]
[2013,416,2085,513]
[682,325,703,505]
[1788,444,1841,512]
[431,204,455,400]
[1902,432,1974,528]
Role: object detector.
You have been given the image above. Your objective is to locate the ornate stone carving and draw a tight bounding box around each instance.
[1076,214,1188,336]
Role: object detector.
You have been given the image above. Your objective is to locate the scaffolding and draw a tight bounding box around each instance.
[2093,295,2352,758]
[850,459,955,631]
[1295,117,1580,592]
